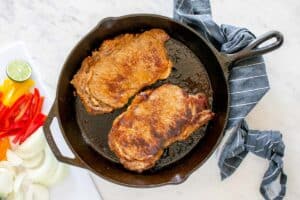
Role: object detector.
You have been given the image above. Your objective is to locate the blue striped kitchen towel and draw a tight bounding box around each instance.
[174,0,287,199]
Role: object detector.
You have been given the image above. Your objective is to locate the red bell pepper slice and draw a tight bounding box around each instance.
[0,104,8,123]
[0,129,22,140]
[1,94,30,130]
[5,94,29,119]
[14,94,33,122]
[30,88,43,118]
[18,113,46,144]
[0,88,46,144]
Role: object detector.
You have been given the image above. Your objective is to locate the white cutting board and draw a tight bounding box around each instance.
[0,42,102,200]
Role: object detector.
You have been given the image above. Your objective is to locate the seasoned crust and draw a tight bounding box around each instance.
[71,29,172,114]
[108,84,214,172]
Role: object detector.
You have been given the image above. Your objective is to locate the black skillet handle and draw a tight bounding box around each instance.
[43,100,86,168]
[227,31,284,64]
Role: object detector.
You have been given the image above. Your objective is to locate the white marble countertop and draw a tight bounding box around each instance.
[1,0,299,199]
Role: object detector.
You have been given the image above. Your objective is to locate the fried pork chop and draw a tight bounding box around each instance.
[71,29,172,114]
[108,84,214,172]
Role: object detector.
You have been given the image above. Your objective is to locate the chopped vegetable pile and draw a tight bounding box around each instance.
[0,86,46,145]
[0,60,68,200]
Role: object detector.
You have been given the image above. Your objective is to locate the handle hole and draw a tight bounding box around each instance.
[257,37,277,48]
[50,117,76,159]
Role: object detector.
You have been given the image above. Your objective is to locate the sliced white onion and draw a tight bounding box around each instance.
[0,168,14,197]
[7,191,24,200]
[24,187,33,200]
[24,184,49,200]
[27,147,59,185]
[13,172,27,193]
[0,160,15,168]
[15,127,46,159]
[6,149,23,166]
[42,163,68,187]
[22,151,45,169]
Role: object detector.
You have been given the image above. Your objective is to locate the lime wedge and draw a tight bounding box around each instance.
[6,60,32,82]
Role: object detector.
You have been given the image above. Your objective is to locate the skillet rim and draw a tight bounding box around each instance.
[54,13,230,187]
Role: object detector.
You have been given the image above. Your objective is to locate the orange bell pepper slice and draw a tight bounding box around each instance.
[0,137,10,161]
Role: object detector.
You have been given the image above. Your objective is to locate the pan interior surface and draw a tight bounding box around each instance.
[75,36,213,171]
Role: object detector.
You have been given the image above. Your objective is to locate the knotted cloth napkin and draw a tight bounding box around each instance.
[174,0,287,199]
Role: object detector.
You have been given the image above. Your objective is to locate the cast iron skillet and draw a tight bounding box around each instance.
[43,14,283,187]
